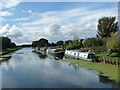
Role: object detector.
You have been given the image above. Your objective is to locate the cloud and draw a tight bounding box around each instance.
[17,7,117,43]
[0,0,21,22]
[0,11,13,17]
[1,4,118,45]
[28,10,32,13]
[22,10,32,13]
[0,24,23,43]
[49,24,61,34]
[20,16,60,26]
[9,17,30,21]
[0,0,21,10]
[20,7,117,27]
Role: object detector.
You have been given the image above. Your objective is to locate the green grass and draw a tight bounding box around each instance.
[97,53,119,61]
[63,59,119,82]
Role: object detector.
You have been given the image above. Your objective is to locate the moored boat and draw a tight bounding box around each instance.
[46,48,65,60]
[65,50,98,62]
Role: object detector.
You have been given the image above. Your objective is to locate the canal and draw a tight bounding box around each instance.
[0,48,117,88]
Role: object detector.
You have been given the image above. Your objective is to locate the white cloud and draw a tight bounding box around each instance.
[49,24,61,34]
[0,0,21,21]
[9,17,30,21]
[0,24,23,43]
[0,24,9,36]
[22,10,32,13]
[28,10,32,13]
[0,0,21,10]
[21,16,60,26]
[0,11,13,17]
[20,7,117,27]
[1,6,118,45]
[16,7,117,43]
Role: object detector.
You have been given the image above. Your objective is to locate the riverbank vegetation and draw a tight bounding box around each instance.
[0,37,16,50]
[0,37,21,56]
[0,47,21,56]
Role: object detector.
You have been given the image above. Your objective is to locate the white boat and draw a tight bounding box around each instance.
[46,48,65,60]
[65,50,97,62]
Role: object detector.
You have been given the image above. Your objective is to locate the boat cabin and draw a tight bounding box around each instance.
[65,50,97,62]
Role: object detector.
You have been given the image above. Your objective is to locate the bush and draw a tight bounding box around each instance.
[91,46,107,54]
[83,38,106,47]
[78,48,89,52]
[110,52,119,57]
[79,46,107,53]
[107,32,120,55]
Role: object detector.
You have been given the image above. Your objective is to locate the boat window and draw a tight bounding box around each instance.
[88,54,95,59]
[74,53,76,55]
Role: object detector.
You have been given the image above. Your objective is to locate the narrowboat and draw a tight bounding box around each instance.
[65,50,97,62]
[46,49,65,60]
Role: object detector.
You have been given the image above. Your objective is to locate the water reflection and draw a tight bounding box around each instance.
[99,75,118,88]
[68,62,119,88]
[69,63,80,70]
[0,48,118,88]
[38,53,47,59]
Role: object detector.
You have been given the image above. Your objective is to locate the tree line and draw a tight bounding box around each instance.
[32,16,119,57]
[0,37,16,50]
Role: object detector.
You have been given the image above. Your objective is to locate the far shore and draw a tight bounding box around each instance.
[0,47,22,61]
[0,47,22,56]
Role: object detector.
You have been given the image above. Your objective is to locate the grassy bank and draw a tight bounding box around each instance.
[63,59,119,82]
[0,47,21,56]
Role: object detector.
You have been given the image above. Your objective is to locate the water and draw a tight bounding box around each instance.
[0,48,117,88]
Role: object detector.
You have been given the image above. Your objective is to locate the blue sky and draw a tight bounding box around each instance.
[2,2,117,25]
[0,1,118,45]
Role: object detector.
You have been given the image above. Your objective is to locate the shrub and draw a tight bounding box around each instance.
[83,38,106,48]
[110,52,119,57]
[78,48,89,52]
[91,46,107,54]
[107,32,120,55]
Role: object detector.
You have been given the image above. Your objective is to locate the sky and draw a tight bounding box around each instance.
[0,0,118,45]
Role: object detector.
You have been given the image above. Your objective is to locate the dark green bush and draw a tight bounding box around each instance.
[110,52,119,57]
[79,48,89,52]
[83,38,106,48]
[91,46,107,53]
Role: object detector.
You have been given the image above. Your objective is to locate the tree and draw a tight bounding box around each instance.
[11,42,16,48]
[50,42,56,46]
[56,41,64,46]
[67,41,74,50]
[0,37,16,50]
[83,38,105,47]
[64,39,82,50]
[80,39,84,48]
[65,40,72,46]
[97,17,118,38]
[32,38,48,47]
[38,38,48,47]
[32,41,39,47]
[107,31,120,56]
[72,40,80,49]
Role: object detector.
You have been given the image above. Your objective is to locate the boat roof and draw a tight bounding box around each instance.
[65,50,94,54]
